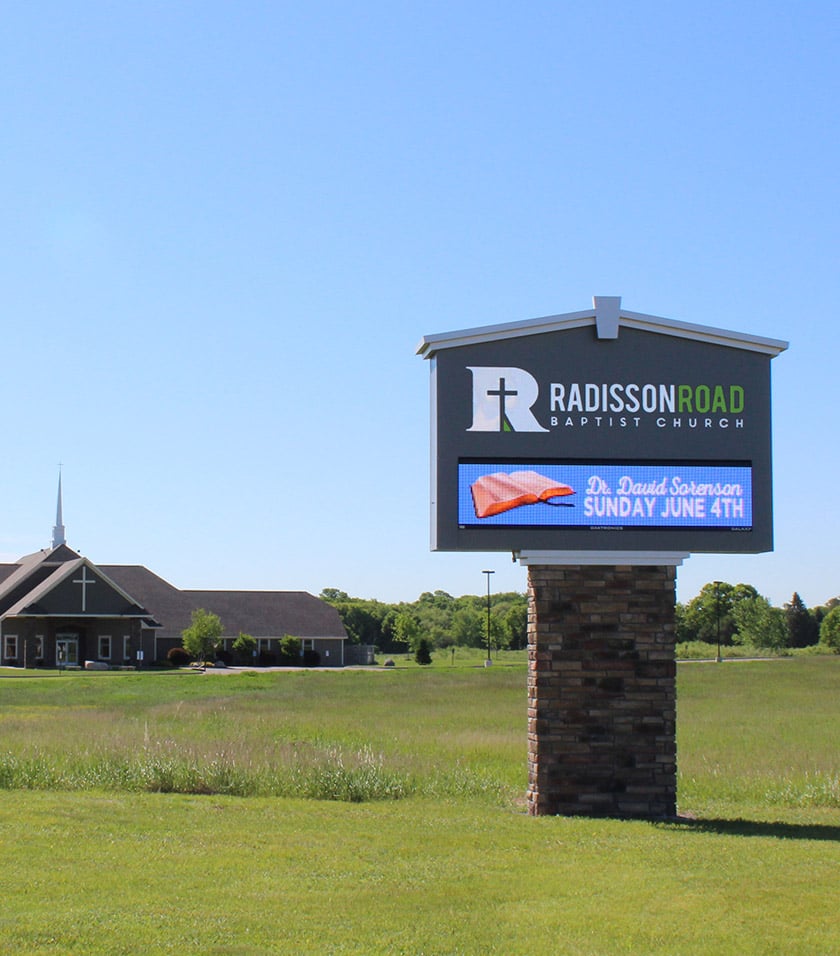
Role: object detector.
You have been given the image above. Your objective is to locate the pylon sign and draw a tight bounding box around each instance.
[417,297,787,555]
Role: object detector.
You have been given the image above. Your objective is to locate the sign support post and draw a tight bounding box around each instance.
[522,555,682,818]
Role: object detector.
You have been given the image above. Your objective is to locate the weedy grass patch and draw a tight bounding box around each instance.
[0,666,526,803]
[0,658,837,954]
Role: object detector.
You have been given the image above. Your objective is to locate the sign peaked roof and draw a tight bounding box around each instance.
[417,296,789,358]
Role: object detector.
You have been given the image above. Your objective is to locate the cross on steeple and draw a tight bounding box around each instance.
[487,376,518,432]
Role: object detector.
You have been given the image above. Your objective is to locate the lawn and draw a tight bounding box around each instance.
[0,658,837,955]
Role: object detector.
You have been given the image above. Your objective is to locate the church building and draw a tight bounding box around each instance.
[0,479,348,668]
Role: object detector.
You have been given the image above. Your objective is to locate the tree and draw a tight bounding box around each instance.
[413,591,456,647]
[680,582,760,646]
[681,582,737,645]
[675,602,691,643]
[332,600,390,646]
[813,597,840,634]
[503,602,528,649]
[450,606,484,647]
[181,608,223,670]
[784,593,819,647]
[487,612,507,654]
[731,595,787,649]
[819,607,840,653]
[394,611,420,652]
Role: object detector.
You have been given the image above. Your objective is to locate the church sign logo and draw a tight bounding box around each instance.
[467,367,748,435]
[467,367,548,433]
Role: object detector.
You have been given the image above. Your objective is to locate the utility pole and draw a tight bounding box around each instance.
[482,569,495,666]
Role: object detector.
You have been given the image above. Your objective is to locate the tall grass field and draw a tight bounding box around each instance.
[0,658,837,954]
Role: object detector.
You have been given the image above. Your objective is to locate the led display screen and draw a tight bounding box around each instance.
[458,461,752,530]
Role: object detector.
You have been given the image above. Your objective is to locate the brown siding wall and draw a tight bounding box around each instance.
[4,618,145,668]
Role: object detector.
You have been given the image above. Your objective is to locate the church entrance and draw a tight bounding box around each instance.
[56,635,79,667]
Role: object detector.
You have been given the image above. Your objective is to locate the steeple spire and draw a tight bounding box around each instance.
[52,467,66,549]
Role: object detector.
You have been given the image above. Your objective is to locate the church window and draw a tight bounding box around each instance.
[123,636,131,660]
[98,635,111,660]
[4,636,17,660]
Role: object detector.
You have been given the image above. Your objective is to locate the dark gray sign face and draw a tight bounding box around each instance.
[430,325,776,553]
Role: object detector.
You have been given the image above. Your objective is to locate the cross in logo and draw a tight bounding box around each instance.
[487,376,518,432]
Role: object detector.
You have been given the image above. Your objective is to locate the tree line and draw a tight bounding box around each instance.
[319,588,528,654]
[676,583,840,651]
[321,584,840,655]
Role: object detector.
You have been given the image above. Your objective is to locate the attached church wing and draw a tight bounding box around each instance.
[101,566,347,645]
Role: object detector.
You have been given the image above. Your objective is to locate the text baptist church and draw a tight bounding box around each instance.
[0,478,347,668]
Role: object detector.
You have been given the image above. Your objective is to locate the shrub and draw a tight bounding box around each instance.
[415,638,433,666]
[167,647,192,667]
[215,648,233,666]
[232,632,257,664]
[302,649,321,667]
[278,635,302,665]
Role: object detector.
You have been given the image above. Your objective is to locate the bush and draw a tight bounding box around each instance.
[414,638,433,666]
[232,632,257,664]
[278,635,302,665]
[215,648,233,666]
[302,649,321,667]
[166,647,192,667]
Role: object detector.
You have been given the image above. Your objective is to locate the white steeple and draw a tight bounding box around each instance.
[52,468,66,549]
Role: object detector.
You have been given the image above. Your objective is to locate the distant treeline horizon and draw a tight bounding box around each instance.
[320,584,840,654]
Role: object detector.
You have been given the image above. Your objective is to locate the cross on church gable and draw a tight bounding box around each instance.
[72,565,96,612]
[7,553,149,619]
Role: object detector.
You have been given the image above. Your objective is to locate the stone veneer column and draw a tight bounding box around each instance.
[526,564,677,819]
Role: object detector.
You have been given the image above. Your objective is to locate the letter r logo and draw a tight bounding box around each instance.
[467,366,548,432]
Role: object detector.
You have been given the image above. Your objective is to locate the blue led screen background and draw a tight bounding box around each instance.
[458,462,753,530]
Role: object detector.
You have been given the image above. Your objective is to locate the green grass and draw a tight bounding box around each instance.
[678,657,840,813]
[0,659,838,954]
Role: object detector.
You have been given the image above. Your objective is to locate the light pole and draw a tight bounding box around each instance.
[714,580,722,663]
[482,569,495,667]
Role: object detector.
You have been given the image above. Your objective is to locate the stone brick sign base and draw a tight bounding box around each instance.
[526,563,677,819]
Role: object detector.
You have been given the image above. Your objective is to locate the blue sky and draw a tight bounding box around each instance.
[1,2,837,609]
